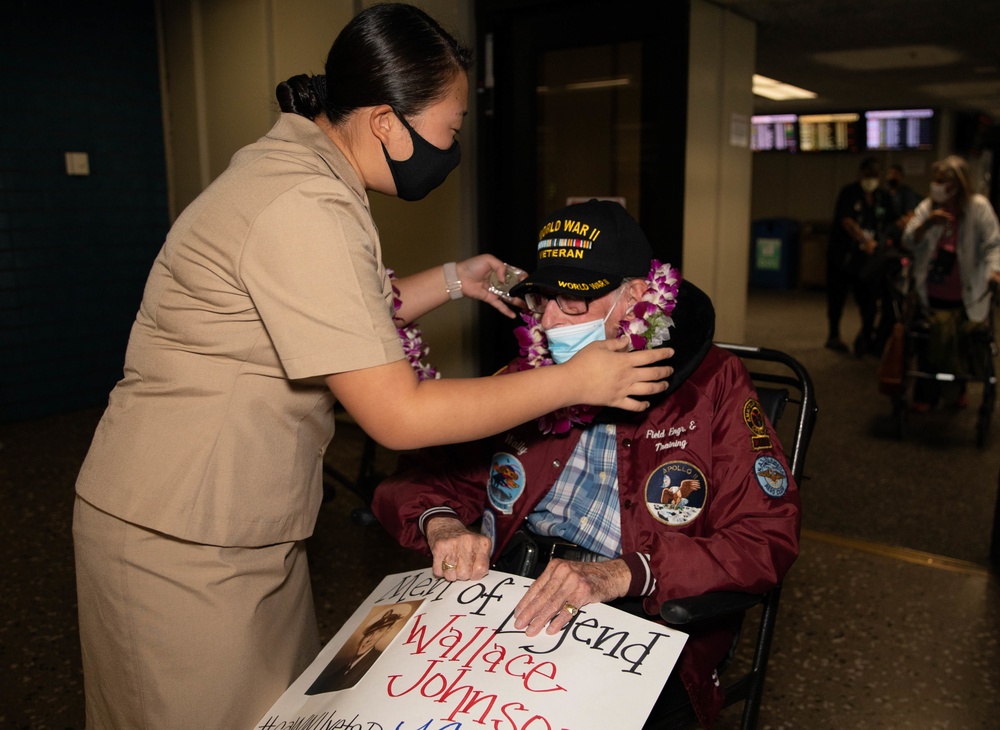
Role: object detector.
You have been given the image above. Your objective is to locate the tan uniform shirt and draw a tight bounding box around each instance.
[76,113,404,546]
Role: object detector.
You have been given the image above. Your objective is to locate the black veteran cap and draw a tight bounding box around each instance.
[509,199,653,299]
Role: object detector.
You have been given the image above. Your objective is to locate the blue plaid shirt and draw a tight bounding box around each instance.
[526,423,622,558]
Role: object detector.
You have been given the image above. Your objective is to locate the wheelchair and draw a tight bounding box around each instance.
[887,267,997,449]
[329,344,818,730]
[642,343,817,730]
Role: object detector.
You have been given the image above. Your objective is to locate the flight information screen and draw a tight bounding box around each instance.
[798,112,862,152]
[751,114,798,152]
[865,109,934,150]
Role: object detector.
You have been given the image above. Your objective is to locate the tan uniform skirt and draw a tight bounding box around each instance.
[73,496,320,729]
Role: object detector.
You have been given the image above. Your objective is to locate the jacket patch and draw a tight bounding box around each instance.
[480,509,497,551]
[743,398,773,450]
[754,455,788,498]
[488,453,525,515]
[644,461,707,526]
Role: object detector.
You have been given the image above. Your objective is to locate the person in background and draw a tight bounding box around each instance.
[859,163,923,354]
[903,155,1000,410]
[825,156,897,356]
[885,163,922,242]
[71,5,672,729]
[373,199,800,729]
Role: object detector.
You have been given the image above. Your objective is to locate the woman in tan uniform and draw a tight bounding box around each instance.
[71,4,672,728]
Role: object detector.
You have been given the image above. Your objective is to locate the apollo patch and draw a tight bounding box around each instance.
[644,461,707,526]
[743,398,773,450]
[487,453,525,515]
[754,455,788,498]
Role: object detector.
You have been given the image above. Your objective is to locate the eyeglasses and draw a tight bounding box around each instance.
[523,291,591,315]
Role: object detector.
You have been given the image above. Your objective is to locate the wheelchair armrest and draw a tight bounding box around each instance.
[659,591,767,626]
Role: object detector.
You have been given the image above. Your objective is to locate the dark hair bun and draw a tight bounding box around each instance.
[275,74,324,119]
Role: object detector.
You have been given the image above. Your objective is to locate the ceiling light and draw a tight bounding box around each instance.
[538,77,633,94]
[564,77,632,91]
[752,74,817,101]
[812,44,960,71]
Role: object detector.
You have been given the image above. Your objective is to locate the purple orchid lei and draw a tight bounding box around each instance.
[618,260,681,350]
[387,268,440,382]
[512,260,680,434]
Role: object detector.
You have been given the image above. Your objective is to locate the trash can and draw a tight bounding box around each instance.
[750,218,799,289]
[797,220,829,289]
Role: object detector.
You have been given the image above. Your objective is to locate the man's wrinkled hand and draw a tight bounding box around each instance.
[512,558,630,637]
[425,516,492,581]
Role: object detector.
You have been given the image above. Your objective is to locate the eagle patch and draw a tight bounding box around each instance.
[644,461,708,526]
[754,455,788,498]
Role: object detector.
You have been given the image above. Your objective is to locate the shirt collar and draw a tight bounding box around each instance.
[267,113,368,203]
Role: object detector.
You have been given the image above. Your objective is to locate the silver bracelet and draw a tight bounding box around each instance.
[443,261,463,300]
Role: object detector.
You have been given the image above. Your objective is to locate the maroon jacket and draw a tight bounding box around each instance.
[373,340,801,727]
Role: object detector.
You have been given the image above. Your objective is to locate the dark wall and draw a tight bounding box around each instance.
[0,1,169,423]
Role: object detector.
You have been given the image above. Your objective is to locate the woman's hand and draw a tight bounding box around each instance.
[392,257,526,325]
[456,255,527,318]
[926,208,955,227]
[425,516,492,580]
[563,340,674,412]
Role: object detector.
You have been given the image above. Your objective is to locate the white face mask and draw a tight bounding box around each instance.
[929,182,955,204]
[860,178,879,193]
[545,287,625,364]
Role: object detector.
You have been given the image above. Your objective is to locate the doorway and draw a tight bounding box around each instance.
[474,0,692,372]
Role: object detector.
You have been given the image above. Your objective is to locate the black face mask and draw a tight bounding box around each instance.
[382,112,461,201]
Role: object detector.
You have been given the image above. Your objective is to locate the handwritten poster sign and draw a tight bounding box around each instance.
[254,569,687,730]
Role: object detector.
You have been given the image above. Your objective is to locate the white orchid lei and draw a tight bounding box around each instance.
[512,260,680,434]
[387,268,440,381]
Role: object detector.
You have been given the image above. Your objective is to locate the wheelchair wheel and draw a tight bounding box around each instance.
[976,378,996,449]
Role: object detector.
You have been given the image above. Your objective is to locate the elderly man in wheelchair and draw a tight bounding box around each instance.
[373,200,802,729]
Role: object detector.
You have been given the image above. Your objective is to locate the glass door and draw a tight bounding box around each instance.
[474,1,690,373]
[537,41,642,219]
